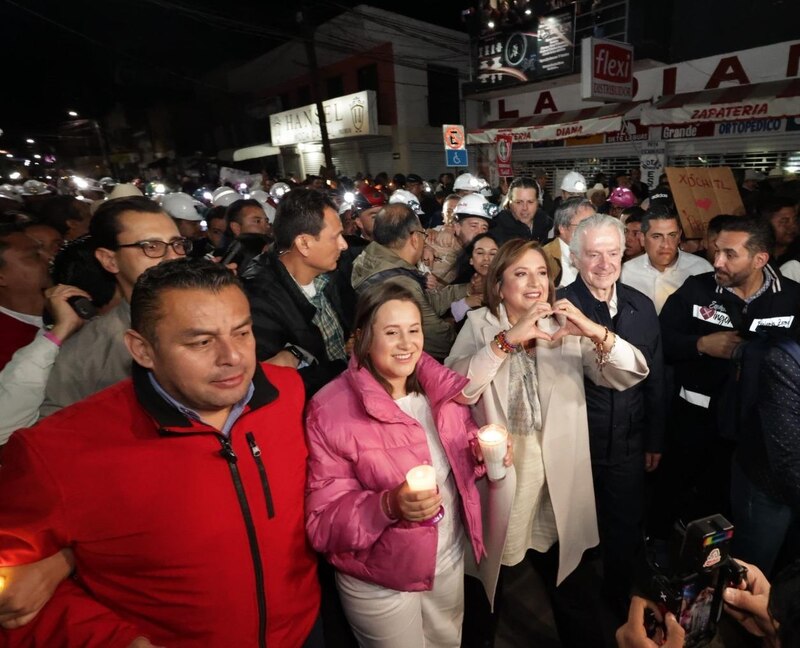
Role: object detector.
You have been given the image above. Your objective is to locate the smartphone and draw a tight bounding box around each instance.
[67,296,98,320]
[220,240,243,266]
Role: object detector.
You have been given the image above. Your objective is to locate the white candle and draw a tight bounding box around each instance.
[478,424,508,481]
[478,424,507,445]
[405,464,437,492]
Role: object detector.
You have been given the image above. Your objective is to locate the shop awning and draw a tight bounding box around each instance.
[467,101,642,145]
[641,78,800,126]
[232,144,281,162]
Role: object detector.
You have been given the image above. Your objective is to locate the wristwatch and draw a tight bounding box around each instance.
[285,345,304,364]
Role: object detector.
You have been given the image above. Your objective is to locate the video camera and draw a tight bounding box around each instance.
[636,514,747,647]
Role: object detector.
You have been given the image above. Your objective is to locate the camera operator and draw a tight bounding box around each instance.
[616,559,799,648]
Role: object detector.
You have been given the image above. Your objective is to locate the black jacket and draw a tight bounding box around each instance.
[490,209,552,245]
[559,276,666,462]
[740,341,800,509]
[659,267,800,400]
[241,250,352,398]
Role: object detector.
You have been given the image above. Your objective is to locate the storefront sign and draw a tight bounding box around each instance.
[270,90,378,146]
[581,38,634,102]
[496,133,513,176]
[666,167,745,238]
[605,119,649,143]
[715,118,784,137]
[469,113,622,144]
[660,122,716,140]
[484,40,799,118]
[469,8,575,90]
[644,94,799,126]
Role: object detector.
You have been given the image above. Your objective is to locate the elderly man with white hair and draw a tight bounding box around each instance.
[557,213,666,624]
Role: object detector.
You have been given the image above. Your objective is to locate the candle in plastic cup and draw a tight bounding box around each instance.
[405,464,444,525]
[478,424,508,481]
[405,464,437,492]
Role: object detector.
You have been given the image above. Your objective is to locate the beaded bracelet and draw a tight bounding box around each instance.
[593,326,615,370]
[493,330,520,354]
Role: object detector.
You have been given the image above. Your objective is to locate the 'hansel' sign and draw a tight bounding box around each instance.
[581,38,634,102]
[665,167,745,239]
[270,90,378,146]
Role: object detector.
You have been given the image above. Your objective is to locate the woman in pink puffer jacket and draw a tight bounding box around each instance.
[305,281,507,648]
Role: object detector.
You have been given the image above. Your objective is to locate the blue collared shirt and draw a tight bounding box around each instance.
[148,372,255,437]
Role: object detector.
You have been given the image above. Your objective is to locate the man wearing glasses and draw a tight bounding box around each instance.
[40,196,190,417]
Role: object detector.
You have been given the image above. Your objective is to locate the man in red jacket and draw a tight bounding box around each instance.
[0,258,321,647]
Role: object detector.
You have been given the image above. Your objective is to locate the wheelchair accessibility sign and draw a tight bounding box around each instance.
[445,149,469,167]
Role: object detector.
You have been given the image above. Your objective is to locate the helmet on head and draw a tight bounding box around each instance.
[353,184,387,213]
[248,191,276,224]
[211,186,239,207]
[0,185,23,203]
[161,192,203,221]
[269,182,292,202]
[560,171,587,194]
[454,193,498,222]
[608,186,637,208]
[389,189,424,216]
[21,179,52,196]
[453,173,488,194]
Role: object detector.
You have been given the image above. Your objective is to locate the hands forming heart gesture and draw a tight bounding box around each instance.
[505,299,609,346]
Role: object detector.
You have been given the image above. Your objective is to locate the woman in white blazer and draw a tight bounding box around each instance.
[445,239,648,647]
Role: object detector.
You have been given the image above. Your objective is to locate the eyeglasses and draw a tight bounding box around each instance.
[116,238,193,258]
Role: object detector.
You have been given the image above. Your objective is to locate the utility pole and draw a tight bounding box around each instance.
[297,5,334,177]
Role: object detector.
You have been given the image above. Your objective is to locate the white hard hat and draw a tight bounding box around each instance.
[212,186,240,207]
[250,189,269,205]
[454,193,498,222]
[21,179,52,196]
[269,182,292,202]
[389,189,424,216]
[453,173,488,193]
[161,192,203,221]
[249,190,277,223]
[0,185,23,203]
[560,171,587,194]
[76,177,105,195]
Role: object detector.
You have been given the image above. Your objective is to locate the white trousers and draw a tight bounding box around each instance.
[336,556,465,648]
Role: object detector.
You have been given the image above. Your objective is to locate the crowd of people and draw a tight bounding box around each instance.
[0,164,799,648]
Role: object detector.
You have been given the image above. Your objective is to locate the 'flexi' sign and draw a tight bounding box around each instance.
[581,37,635,102]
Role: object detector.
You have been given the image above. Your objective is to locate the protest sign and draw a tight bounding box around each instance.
[665,167,745,238]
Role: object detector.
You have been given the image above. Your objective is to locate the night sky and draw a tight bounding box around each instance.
[0,0,468,145]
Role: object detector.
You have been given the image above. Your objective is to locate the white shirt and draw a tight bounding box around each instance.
[395,392,464,569]
[558,238,578,287]
[0,305,43,328]
[622,250,713,314]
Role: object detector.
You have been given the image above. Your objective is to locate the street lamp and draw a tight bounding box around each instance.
[26,138,35,144]
[67,111,78,117]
